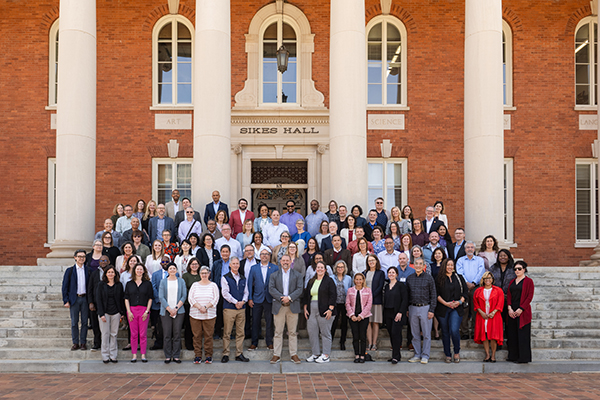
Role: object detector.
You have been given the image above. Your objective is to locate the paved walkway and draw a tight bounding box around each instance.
[1,373,600,399]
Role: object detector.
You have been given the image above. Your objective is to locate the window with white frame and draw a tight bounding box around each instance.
[504,158,514,243]
[502,20,513,108]
[576,160,599,242]
[367,159,408,210]
[366,17,407,106]
[48,20,59,107]
[153,159,192,205]
[261,18,298,104]
[48,158,56,243]
[575,17,598,106]
[152,15,193,106]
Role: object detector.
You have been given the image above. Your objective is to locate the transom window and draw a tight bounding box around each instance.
[575,18,598,106]
[261,19,298,104]
[366,17,407,106]
[153,15,193,106]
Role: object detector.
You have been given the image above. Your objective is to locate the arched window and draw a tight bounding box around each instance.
[366,17,407,107]
[261,19,298,104]
[575,17,598,106]
[152,15,194,107]
[48,19,59,107]
[502,20,513,108]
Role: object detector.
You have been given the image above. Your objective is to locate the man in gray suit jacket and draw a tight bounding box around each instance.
[268,254,304,364]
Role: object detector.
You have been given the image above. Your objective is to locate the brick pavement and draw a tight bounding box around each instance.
[1,373,600,399]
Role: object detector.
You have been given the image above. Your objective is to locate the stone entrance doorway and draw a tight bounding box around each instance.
[251,161,308,215]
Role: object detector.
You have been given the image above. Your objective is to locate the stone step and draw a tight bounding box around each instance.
[0,278,61,287]
[533,329,600,339]
[0,272,66,279]
[0,293,62,302]
[530,279,598,287]
[0,265,68,273]
[530,338,600,349]
[533,302,600,311]
[0,318,71,329]
[0,285,61,294]
[530,294,600,302]
[531,319,600,330]
[532,310,600,320]
[528,266,600,273]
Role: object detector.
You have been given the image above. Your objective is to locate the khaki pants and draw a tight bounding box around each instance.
[190,317,215,358]
[223,308,245,357]
[273,305,298,358]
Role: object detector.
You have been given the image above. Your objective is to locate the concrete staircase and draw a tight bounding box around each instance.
[0,265,599,371]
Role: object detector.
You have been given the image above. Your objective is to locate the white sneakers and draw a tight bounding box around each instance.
[307,354,330,363]
[420,358,429,364]
[315,355,330,363]
[408,356,421,363]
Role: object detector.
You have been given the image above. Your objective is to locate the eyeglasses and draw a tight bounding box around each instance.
[186,211,194,214]
[161,260,170,264]
[514,267,523,271]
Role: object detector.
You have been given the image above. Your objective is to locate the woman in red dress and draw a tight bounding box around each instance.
[473,271,504,362]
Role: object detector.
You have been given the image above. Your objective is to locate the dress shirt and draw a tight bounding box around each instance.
[178,218,203,242]
[376,210,388,227]
[156,218,165,241]
[281,268,291,297]
[279,212,304,236]
[424,217,435,233]
[212,201,221,215]
[406,271,437,313]
[263,223,289,248]
[215,236,243,259]
[261,264,269,283]
[396,265,415,282]
[76,264,86,295]
[115,215,134,234]
[456,255,486,284]
[377,250,400,274]
[173,201,181,214]
[220,260,230,277]
[221,273,249,304]
[239,209,247,223]
[305,211,329,237]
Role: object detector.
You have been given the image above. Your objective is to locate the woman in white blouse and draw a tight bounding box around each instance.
[174,239,193,276]
[253,204,271,233]
[352,237,371,276]
[340,215,357,245]
[434,201,448,229]
[145,240,165,276]
[188,266,220,364]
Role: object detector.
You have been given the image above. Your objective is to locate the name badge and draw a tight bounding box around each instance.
[400,277,406,282]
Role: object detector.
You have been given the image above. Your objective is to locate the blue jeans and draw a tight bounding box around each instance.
[70,296,89,345]
[438,308,461,357]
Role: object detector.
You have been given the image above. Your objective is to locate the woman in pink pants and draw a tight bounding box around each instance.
[124,264,154,362]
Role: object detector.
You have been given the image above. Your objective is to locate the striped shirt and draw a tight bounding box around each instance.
[188,281,220,320]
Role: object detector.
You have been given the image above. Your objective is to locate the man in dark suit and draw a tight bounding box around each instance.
[422,206,443,234]
[121,217,150,245]
[87,255,110,352]
[149,204,176,243]
[363,210,384,241]
[321,221,347,251]
[240,244,259,337]
[448,227,467,262]
[268,254,304,364]
[204,190,229,225]
[323,235,352,272]
[62,249,91,351]
[211,245,231,339]
[174,197,202,232]
[247,249,278,350]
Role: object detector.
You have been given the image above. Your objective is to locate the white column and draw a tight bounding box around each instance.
[329,0,368,209]
[193,0,231,209]
[464,0,504,243]
[48,0,96,258]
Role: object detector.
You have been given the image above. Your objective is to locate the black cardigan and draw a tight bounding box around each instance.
[303,275,337,317]
[362,269,386,305]
[95,281,126,317]
[434,273,468,318]
[196,247,221,268]
[383,281,409,316]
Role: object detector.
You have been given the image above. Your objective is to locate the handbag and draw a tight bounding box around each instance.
[456,273,469,308]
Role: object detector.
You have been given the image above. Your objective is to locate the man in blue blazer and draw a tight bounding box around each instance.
[149,204,176,243]
[204,190,229,226]
[247,249,278,350]
[62,249,91,351]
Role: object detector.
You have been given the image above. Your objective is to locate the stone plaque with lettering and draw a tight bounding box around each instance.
[368,114,405,130]
[504,114,511,130]
[50,114,57,130]
[580,115,598,130]
[155,114,192,130]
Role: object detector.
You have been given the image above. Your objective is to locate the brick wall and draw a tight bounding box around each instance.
[0,0,593,265]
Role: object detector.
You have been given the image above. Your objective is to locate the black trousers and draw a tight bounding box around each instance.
[252,301,274,346]
[89,308,101,348]
[245,304,252,338]
[384,308,404,361]
[506,316,532,363]
[150,308,164,347]
[331,303,348,344]
[214,296,224,337]
[183,304,194,350]
[349,317,369,356]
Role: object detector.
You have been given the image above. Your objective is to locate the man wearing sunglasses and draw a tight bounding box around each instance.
[280,200,304,237]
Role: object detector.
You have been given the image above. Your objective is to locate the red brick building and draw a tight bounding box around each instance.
[1,0,598,266]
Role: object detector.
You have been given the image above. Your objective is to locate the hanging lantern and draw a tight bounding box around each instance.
[277,45,289,73]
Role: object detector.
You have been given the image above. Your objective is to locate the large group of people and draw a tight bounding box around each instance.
[62,190,534,365]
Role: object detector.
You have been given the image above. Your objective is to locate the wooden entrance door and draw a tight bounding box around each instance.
[252,188,307,216]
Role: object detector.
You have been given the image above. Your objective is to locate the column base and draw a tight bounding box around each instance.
[580,243,600,266]
[46,239,92,259]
